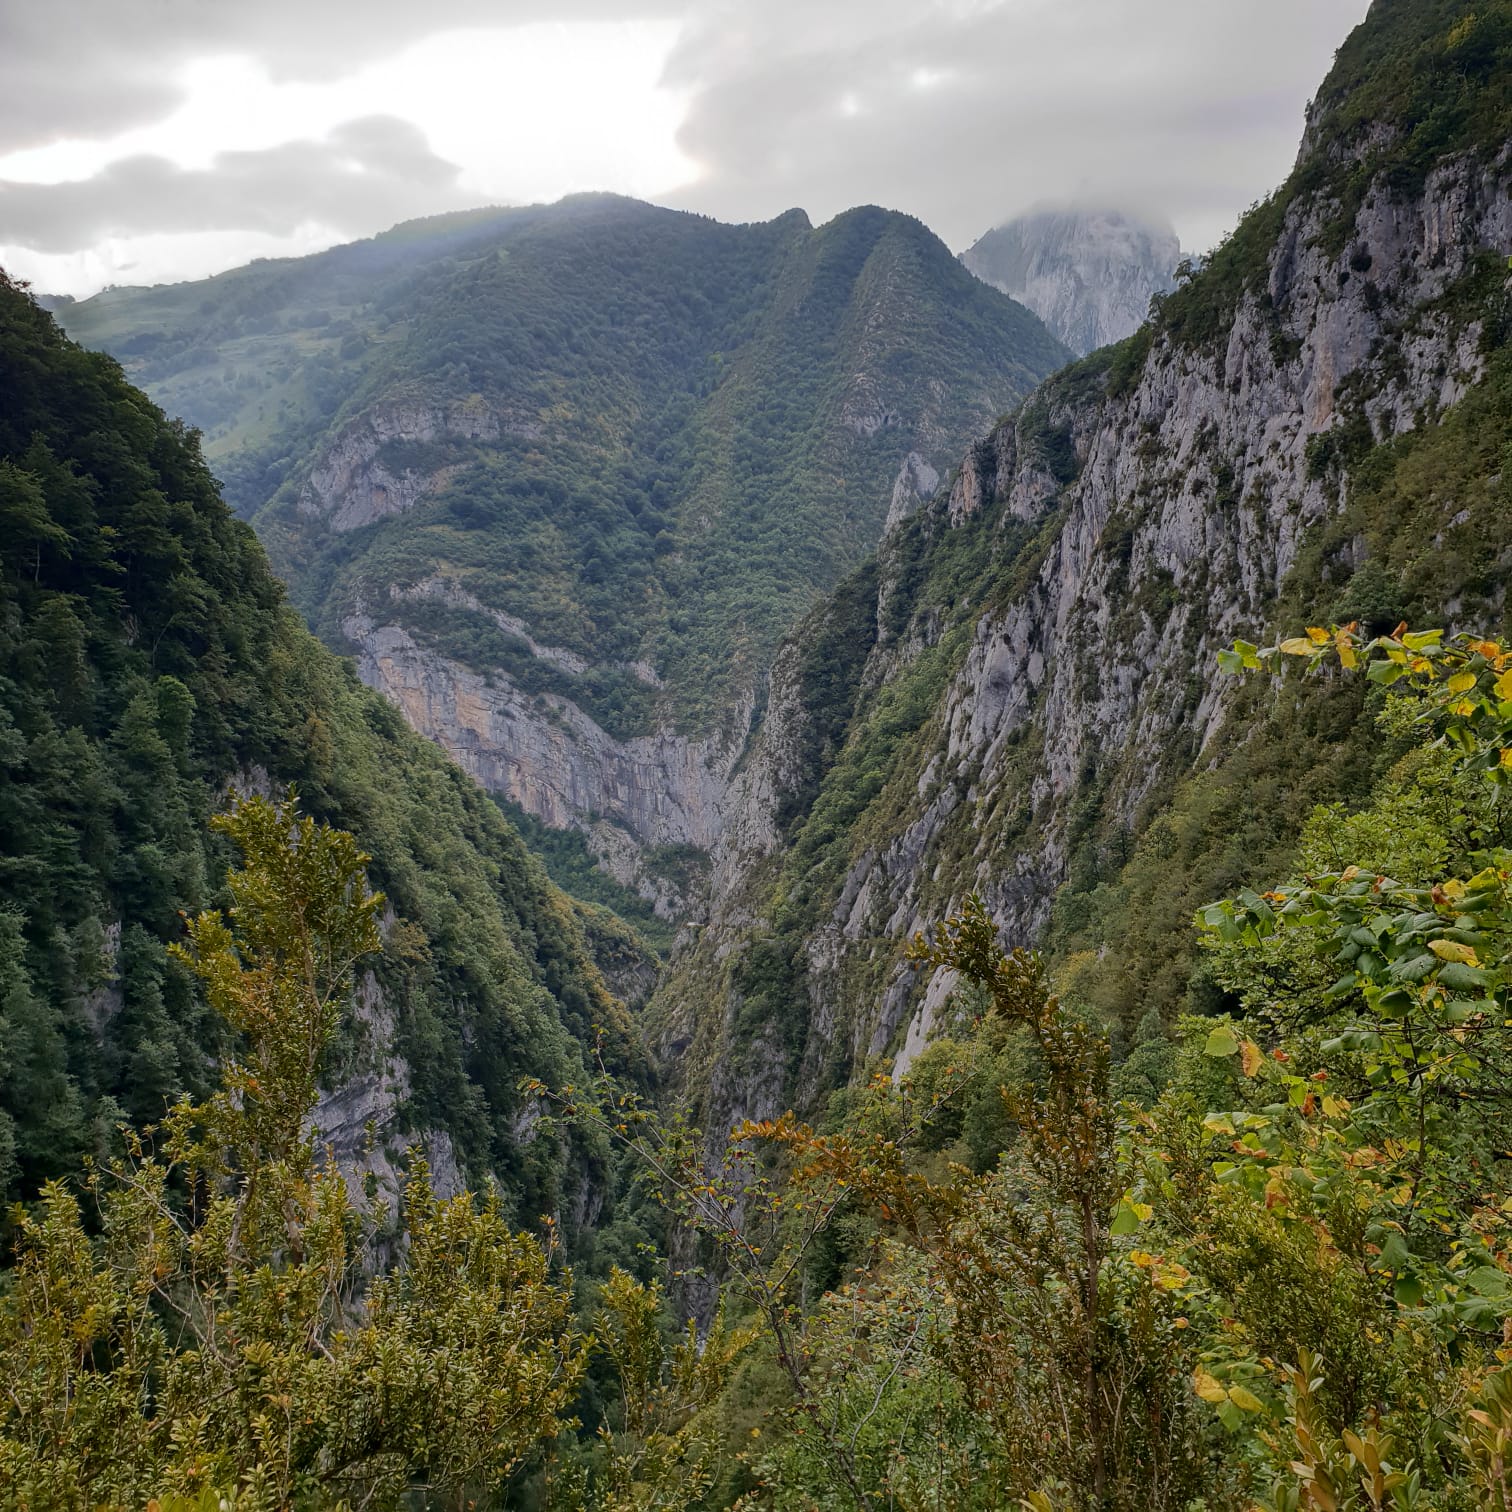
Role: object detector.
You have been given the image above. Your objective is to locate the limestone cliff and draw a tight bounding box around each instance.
[651,11,1512,1132]
[342,601,742,918]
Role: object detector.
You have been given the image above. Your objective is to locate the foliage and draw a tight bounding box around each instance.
[589,1266,757,1510]
[0,794,585,1509]
[531,1051,870,1506]
[0,270,634,1219]
[565,617,1512,1508]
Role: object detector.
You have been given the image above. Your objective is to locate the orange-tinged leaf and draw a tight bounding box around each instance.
[1154,1262,1191,1290]
[1240,1039,1264,1077]
[1306,626,1330,644]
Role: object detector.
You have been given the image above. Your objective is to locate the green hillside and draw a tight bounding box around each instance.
[0,271,638,1221]
[59,196,1070,734]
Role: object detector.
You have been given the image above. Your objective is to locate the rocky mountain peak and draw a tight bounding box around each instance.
[960,205,1181,356]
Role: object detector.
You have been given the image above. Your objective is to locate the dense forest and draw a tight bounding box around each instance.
[0,273,646,1227]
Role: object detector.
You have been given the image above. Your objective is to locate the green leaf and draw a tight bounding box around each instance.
[1468,1266,1511,1297]
[1394,1273,1425,1307]
[1203,1024,1240,1058]
[1110,1201,1141,1237]
[1437,962,1489,991]
[1391,953,1439,983]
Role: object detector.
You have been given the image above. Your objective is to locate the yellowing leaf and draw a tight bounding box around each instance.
[1279,637,1316,657]
[1306,626,1330,645]
[1496,668,1512,700]
[1193,1370,1227,1404]
[1337,640,1359,670]
[1429,939,1480,966]
[1154,1261,1191,1291]
[1449,671,1479,694]
[1227,1385,1266,1413]
[1240,1039,1264,1077]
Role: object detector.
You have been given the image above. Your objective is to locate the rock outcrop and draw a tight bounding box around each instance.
[344,607,749,917]
[962,207,1181,356]
[297,396,541,532]
[653,123,1512,1130]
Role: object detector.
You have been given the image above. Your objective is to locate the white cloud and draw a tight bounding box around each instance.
[0,20,697,294]
[0,0,1376,294]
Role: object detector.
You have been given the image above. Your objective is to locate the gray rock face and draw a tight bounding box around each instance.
[962,207,1181,356]
[660,145,1512,1121]
[310,969,465,1212]
[343,606,751,918]
[297,396,541,532]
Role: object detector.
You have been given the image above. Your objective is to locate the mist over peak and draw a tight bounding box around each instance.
[961,204,1182,354]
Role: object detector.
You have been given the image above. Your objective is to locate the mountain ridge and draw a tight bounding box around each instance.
[649,0,1512,1136]
[57,194,1071,923]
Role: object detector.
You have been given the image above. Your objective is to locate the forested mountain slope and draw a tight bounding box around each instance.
[56,198,1069,919]
[650,0,1512,1135]
[0,274,639,1228]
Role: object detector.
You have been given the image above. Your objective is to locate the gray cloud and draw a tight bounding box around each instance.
[0,0,1376,285]
[663,0,1373,250]
[0,116,470,252]
[0,0,682,153]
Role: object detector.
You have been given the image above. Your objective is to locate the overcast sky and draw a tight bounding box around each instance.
[0,0,1372,298]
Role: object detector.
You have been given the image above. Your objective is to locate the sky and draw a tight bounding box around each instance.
[0,0,1373,298]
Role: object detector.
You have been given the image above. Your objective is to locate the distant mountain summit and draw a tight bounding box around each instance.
[961,206,1180,355]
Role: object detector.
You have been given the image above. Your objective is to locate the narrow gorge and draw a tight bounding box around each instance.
[648,20,1512,1138]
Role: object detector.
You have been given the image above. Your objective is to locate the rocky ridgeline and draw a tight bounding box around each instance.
[652,138,1512,1137]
